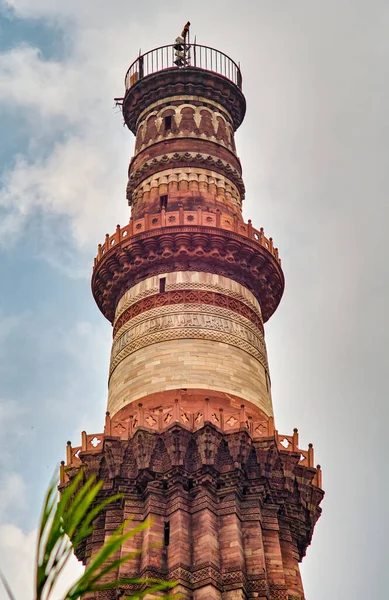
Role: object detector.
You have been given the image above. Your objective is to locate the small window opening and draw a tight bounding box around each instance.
[164,521,170,546]
[159,277,166,293]
[164,115,172,131]
[160,195,168,210]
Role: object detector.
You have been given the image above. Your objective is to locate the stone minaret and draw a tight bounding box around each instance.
[62,32,324,600]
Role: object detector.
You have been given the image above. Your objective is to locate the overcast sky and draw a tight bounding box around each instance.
[0,1,388,598]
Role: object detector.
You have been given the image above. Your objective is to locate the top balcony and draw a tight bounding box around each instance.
[124,44,242,92]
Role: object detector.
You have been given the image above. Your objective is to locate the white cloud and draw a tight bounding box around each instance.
[1,2,389,599]
[0,473,26,523]
[0,525,83,600]
[0,46,84,121]
[0,134,127,250]
[0,10,132,253]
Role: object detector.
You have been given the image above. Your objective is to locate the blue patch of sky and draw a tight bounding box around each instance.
[0,5,69,60]
[0,7,73,170]
[0,210,109,528]
[0,113,74,173]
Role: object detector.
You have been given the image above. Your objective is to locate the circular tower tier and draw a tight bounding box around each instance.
[92,42,286,426]
[121,50,246,221]
[64,39,323,600]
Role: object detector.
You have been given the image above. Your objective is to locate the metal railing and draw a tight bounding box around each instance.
[124,44,242,91]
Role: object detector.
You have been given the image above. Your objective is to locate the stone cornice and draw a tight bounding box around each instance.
[92,207,283,323]
[122,68,246,133]
[62,421,323,568]
[113,289,264,337]
[126,150,245,202]
[92,225,284,323]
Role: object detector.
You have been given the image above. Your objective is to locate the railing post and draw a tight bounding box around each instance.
[248,415,254,436]
[204,397,210,422]
[292,428,299,451]
[219,408,224,431]
[239,404,246,427]
[316,464,322,488]
[66,441,72,465]
[138,403,144,427]
[139,55,144,79]
[104,411,112,436]
[128,415,134,438]
[158,408,164,431]
[173,398,180,422]
[308,443,314,468]
[60,461,65,484]
[237,65,242,89]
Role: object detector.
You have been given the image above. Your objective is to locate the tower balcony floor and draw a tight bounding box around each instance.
[92,206,284,323]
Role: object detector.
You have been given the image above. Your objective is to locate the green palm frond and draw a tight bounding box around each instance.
[0,470,179,600]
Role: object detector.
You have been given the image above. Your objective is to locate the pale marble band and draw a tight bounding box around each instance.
[115,272,262,323]
[110,304,268,378]
[108,273,272,419]
[107,338,273,418]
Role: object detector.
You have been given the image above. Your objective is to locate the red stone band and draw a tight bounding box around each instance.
[113,289,264,337]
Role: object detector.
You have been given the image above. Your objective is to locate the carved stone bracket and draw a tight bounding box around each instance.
[61,421,323,598]
[92,225,284,323]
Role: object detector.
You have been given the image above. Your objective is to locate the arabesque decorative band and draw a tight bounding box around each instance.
[110,305,269,377]
[113,303,265,351]
[114,272,262,322]
[113,289,264,338]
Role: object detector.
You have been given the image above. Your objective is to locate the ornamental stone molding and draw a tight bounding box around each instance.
[63,36,324,600]
[128,166,243,213]
[61,422,323,600]
[135,101,236,154]
[92,210,283,324]
[109,303,269,376]
[122,67,246,133]
[114,272,262,322]
[113,289,264,337]
[126,151,245,203]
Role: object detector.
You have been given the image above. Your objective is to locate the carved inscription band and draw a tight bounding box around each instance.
[115,271,262,322]
[113,290,264,338]
[110,304,269,378]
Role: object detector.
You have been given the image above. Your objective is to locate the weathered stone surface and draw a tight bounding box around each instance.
[68,39,324,600]
[63,423,323,599]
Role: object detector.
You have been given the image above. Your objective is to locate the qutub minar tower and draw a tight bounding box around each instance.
[61,24,324,600]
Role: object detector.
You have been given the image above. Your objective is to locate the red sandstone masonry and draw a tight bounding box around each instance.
[63,37,323,600]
